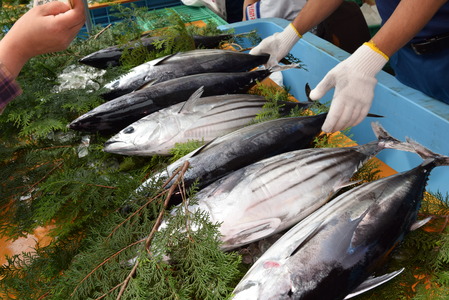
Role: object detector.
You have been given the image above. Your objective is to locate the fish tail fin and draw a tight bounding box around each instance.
[268,64,299,73]
[371,122,414,153]
[405,138,449,167]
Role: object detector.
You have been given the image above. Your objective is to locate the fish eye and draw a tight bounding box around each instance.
[123,127,134,134]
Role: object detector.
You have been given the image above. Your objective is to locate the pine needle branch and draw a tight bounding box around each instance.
[95,283,123,300]
[22,160,64,198]
[144,161,190,253]
[115,258,140,300]
[107,162,189,239]
[114,161,190,299]
[107,191,164,239]
[70,238,146,297]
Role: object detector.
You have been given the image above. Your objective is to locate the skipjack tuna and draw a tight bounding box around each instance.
[141,113,327,195]
[232,138,446,300]
[177,122,413,251]
[78,33,236,69]
[68,68,292,134]
[103,87,312,156]
[101,49,270,100]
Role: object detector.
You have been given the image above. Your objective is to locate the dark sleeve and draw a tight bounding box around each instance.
[0,62,22,114]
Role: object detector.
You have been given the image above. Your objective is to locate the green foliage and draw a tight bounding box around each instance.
[169,139,205,163]
[2,4,449,300]
[249,81,317,123]
[45,181,241,300]
[0,6,244,299]
[0,0,28,32]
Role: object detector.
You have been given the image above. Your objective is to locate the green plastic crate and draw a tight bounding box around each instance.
[138,5,228,32]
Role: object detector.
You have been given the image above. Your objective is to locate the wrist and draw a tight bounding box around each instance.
[0,36,29,78]
[348,43,389,77]
[279,23,302,49]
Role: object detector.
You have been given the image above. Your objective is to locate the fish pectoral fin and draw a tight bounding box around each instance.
[334,180,362,193]
[178,86,205,113]
[150,52,177,66]
[190,138,217,157]
[344,268,405,299]
[133,78,159,92]
[410,216,432,231]
[224,218,282,246]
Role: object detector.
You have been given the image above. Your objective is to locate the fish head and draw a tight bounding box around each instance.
[78,47,122,69]
[233,260,295,300]
[103,114,182,155]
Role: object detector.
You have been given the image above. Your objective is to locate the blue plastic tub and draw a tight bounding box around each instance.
[221,18,449,196]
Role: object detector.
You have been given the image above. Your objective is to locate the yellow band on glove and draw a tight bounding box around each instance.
[364,40,389,61]
[289,23,303,39]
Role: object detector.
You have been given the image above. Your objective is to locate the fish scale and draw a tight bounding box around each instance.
[232,139,449,300]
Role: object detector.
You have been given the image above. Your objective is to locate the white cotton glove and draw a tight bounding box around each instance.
[309,42,389,133]
[249,23,302,68]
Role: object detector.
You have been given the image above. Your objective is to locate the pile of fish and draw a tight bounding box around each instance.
[100,49,270,100]
[79,32,236,69]
[156,122,447,299]
[231,138,445,299]
[71,38,446,299]
[69,47,300,135]
[103,87,310,156]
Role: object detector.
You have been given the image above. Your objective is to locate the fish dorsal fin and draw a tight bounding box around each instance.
[150,52,178,66]
[178,86,205,114]
[305,83,312,102]
[344,268,405,299]
[133,78,159,92]
[410,216,432,231]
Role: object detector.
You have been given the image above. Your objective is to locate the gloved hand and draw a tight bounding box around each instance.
[309,42,388,133]
[249,23,302,68]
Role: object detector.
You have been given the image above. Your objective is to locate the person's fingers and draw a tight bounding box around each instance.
[249,45,263,56]
[265,55,279,68]
[38,1,71,16]
[70,0,86,16]
[351,102,371,129]
[54,0,86,30]
[309,73,335,101]
[322,92,356,132]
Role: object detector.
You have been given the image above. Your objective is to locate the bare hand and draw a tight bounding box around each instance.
[0,0,85,77]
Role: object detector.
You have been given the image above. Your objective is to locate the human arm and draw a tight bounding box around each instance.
[310,0,448,132]
[371,0,447,57]
[249,0,343,66]
[0,63,22,114]
[0,0,85,79]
